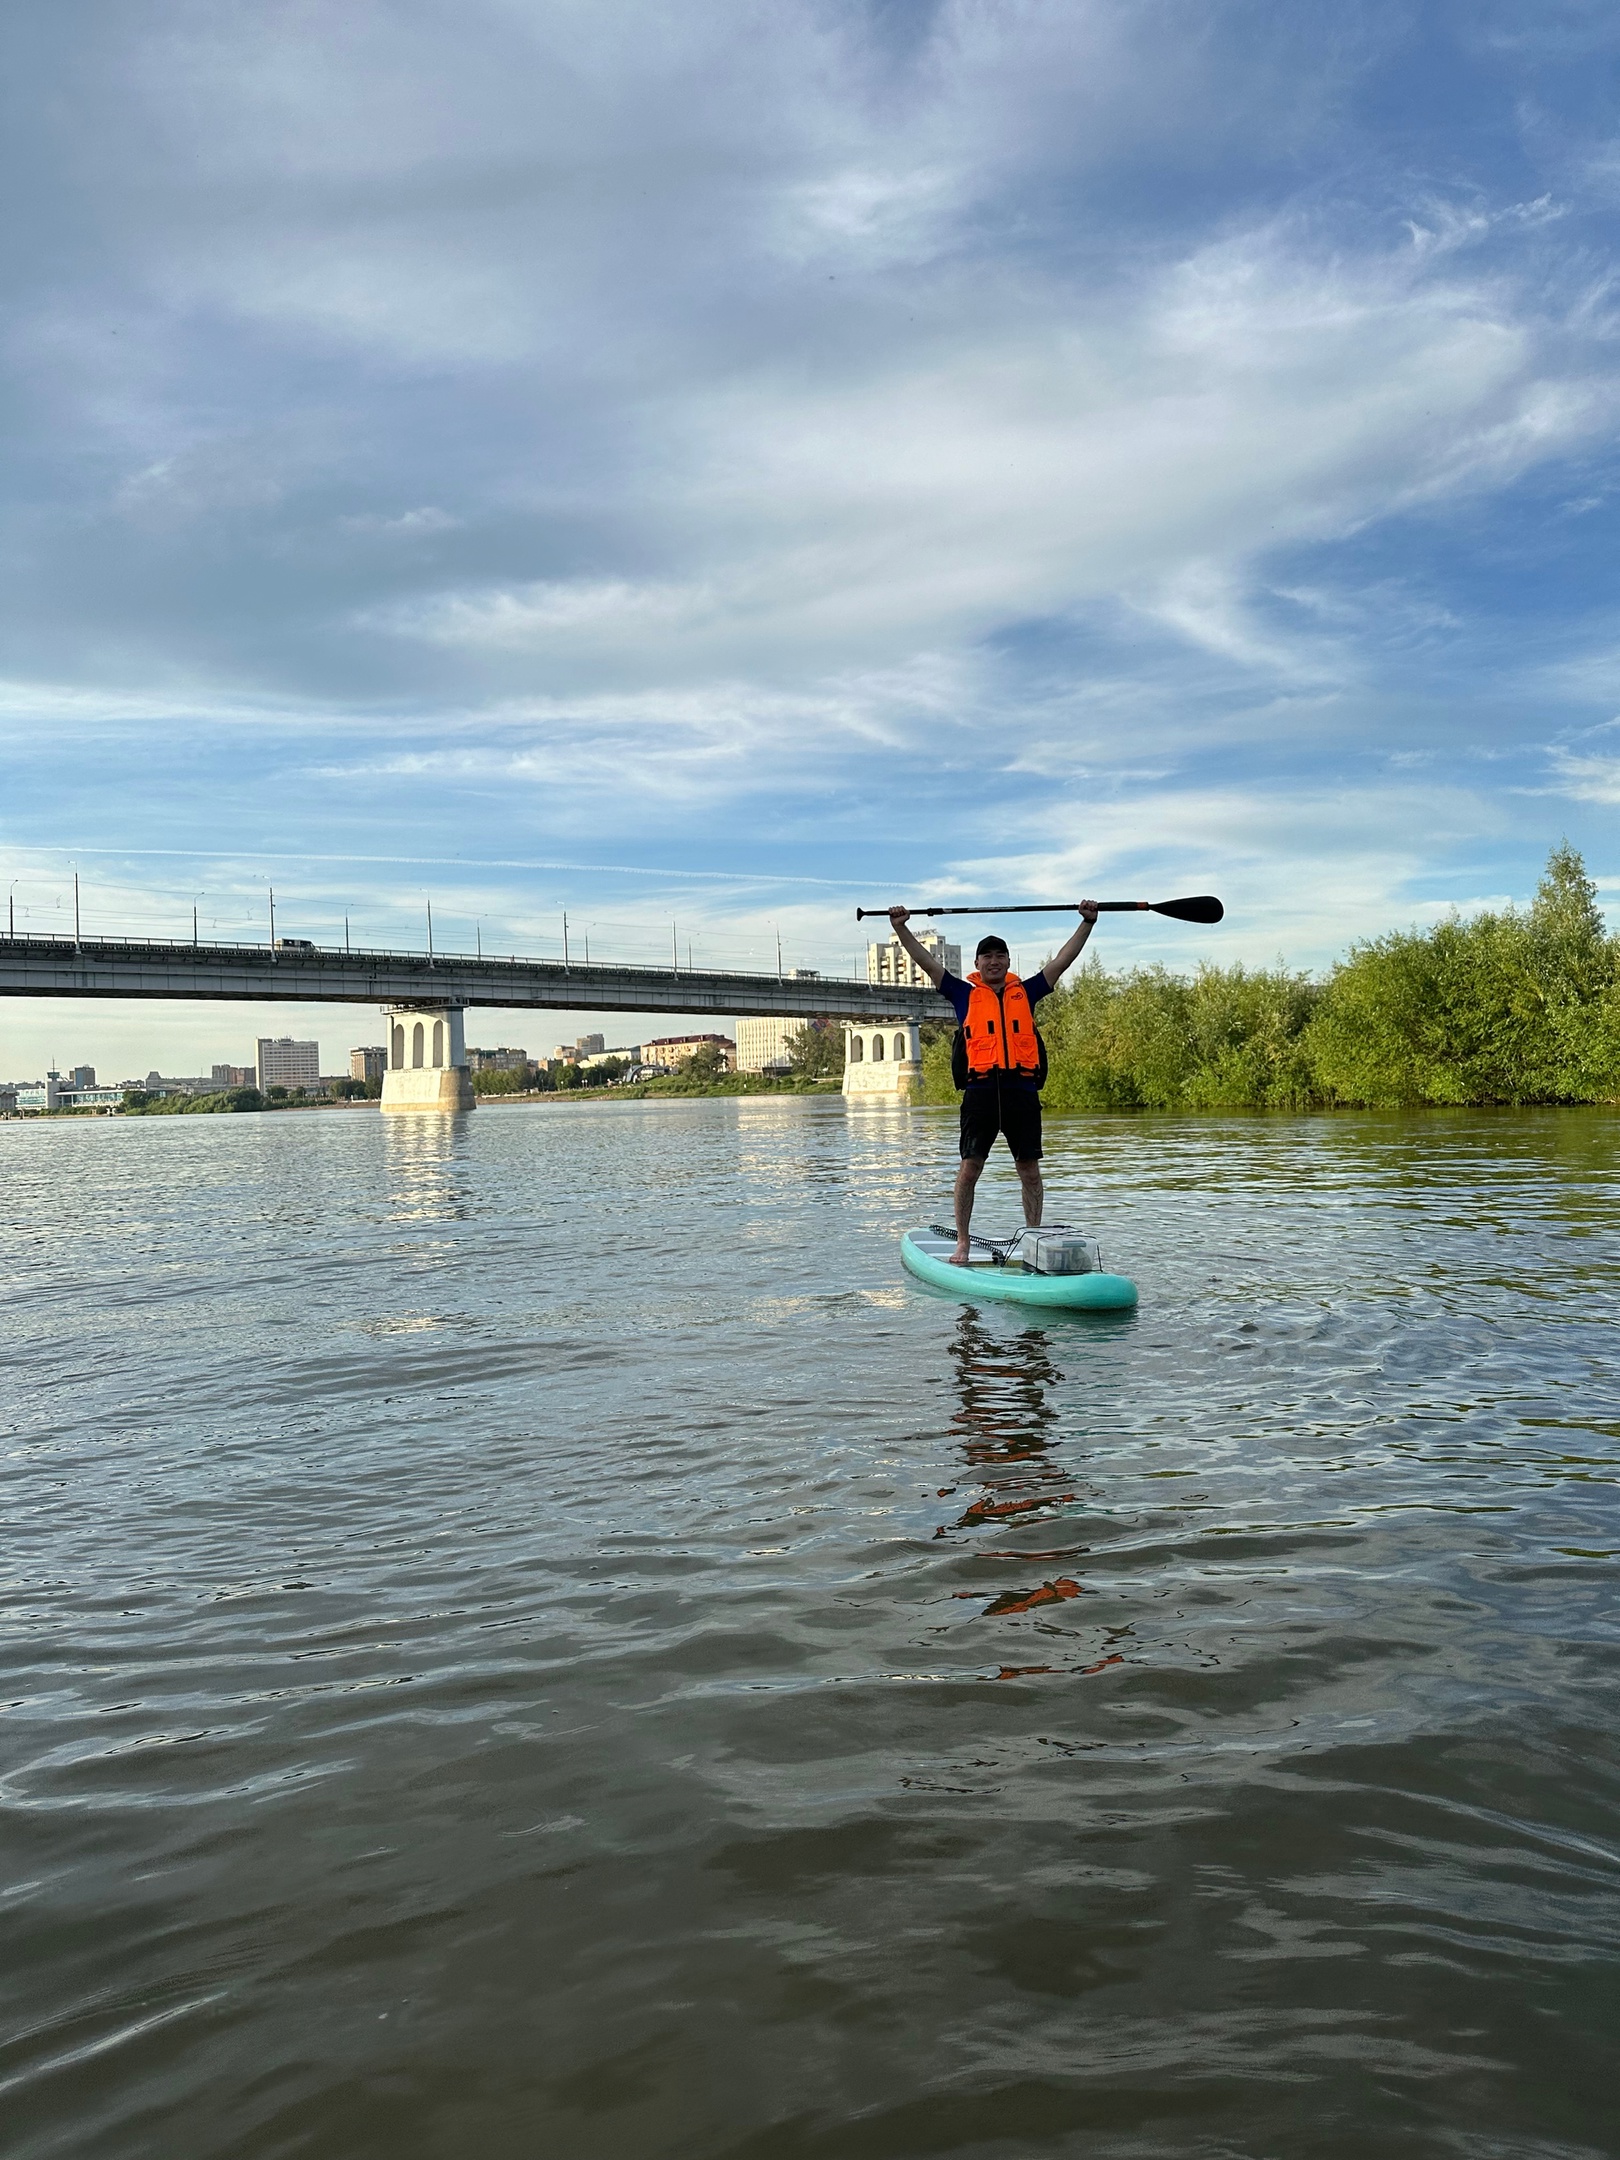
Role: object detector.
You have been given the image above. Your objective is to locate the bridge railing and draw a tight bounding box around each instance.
[0,930,870,982]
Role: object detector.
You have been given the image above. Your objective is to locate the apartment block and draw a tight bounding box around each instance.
[866,930,961,989]
[735,1017,801,1073]
[640,1033,735,1072]
[256,1037,321,1089]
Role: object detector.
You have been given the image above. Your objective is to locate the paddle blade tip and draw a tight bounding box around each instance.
[1157,894,1224,924]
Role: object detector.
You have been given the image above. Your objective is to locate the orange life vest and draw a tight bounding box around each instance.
[963,971,1041,1077]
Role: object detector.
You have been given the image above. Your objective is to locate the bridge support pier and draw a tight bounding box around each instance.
[380,1005,476,1113]
[843,1020,923,1102]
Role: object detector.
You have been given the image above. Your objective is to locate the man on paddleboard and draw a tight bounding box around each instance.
[888,904,1098,1264]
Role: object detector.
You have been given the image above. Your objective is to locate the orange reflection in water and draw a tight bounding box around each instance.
[958,1489,1077,1527]
[955,1576,1085,1616]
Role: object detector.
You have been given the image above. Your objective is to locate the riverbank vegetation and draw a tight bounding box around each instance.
[921,845,1620,1110]
[617,1071,839,1099]
[120,1083,374,1113]
[122,1086,267,1113]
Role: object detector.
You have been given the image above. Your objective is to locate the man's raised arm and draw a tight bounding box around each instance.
[887,905,946,987]
[1042,902,1100,987]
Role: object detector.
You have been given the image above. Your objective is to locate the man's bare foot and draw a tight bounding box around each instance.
[951,1242,971,1265]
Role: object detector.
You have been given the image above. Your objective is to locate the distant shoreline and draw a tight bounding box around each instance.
[2,1075,844,1121]
[476,1076,843,1104]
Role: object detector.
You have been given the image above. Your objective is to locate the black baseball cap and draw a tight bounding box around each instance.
[975,934,1009,958]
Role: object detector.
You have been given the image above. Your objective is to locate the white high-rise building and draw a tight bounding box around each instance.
[866,930,961,989]
[256,1037,320,1089]
[736,1017,802,1073]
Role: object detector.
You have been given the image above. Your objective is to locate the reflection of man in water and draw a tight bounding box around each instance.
[944,1315,1122,1668]
[949,1312,1059,1473]
[889,902,1098,1261]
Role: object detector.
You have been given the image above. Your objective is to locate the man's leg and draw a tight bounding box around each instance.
[953,1154,986,1264]
[1006,1087,1044,1229]
[954,1087,997,1262]
[1016,1156,1044,1226]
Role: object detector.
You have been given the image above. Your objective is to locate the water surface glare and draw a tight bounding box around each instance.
[3,1099,1618,2159]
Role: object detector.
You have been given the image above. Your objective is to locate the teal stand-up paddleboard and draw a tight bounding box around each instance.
[901,1227,1138,1311]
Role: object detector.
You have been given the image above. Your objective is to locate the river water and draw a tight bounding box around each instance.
[3,1098,1618,2159]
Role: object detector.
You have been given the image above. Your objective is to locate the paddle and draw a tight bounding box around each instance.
[856,895,1223,924]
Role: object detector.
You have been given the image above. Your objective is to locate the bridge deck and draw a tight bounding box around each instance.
[0,936,937,1022]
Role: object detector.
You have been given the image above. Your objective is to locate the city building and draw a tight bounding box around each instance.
[256,1037,320,1090]
[212,1064,255,1087]
[466,1046,530,1074]
[578,1045,637,1073]
[70,1064,95,1087]
[640,1033,736,1072]
[550,1033,608,1064]
[14,1070,124,1112]
[735,1017,802,1074]
[15,1071,61,1112]
[349,1046,388,1083]
[866,929,960,989]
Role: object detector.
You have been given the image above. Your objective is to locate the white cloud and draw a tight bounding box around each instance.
[340,506,460,536]
[939,779,1519,967]
[1404,192,1567,258]
[1549,749,1620,803]
[341,221,1605,707]
[373,578,710,647]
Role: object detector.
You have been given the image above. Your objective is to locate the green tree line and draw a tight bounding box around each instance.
[921,844,1620,1110]
[123,1086,267,1114]
[121,1082,376,1113]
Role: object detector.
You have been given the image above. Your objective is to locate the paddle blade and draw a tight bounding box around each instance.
[1152,894,1224,924]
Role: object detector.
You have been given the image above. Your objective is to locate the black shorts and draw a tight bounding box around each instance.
[959,1080,1042,1162]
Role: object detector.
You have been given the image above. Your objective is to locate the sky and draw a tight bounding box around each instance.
[4,0,1620,1077]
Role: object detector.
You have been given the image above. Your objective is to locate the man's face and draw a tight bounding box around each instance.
[976,945,1010,987]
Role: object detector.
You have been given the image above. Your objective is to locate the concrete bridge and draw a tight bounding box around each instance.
[0,933,936,1111]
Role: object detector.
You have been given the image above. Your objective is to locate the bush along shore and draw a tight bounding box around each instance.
[120,1083,377,1114]
[480,1072,842,1103]
[122,1086,269,1114]
[921,845,1620,1111]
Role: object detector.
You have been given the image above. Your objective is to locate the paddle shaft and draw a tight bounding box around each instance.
[856,898,1221,921]
[858,902,1148,918]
